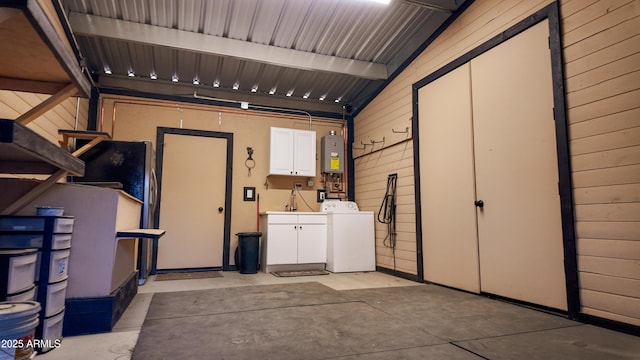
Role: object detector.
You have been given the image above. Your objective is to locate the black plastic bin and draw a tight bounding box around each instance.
[236,232,261,274]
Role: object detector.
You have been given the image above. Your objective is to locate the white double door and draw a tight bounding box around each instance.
[419,20,567,310]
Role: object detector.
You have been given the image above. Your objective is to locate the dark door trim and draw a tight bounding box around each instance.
[412,1,579,318]
[153,127,234,272]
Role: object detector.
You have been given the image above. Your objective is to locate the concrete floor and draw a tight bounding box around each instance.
[39,271,640,359]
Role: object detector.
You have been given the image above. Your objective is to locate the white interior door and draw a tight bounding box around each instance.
[418,20,566,310]
[157,133,227,270]
[471,20,566,310]
[419,63,480,293]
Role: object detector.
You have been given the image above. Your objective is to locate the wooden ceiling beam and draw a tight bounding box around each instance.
[0,76,71,95]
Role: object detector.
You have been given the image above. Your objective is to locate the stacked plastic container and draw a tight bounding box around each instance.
[0,214,73,354]
[0,249,38,301]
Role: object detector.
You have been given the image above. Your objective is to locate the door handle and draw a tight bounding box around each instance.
[218,207,224,213]
[474,200,484,208]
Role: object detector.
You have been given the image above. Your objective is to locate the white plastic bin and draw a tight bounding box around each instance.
[52,218,74,234]
[4,284,36,302]
[0,249,38,296]
[51,234,72,250]
[40,279,68,317]
[38,309,64,353]
[36,249,70,283]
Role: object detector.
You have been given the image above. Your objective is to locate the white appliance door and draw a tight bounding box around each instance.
[329,212,376,272]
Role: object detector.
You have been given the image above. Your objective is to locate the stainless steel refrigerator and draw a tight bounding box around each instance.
[71,140,157,285]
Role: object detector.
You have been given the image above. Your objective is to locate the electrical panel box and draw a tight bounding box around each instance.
[321,134,344,174]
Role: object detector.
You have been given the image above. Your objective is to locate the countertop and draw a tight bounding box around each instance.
[260,211,325,215]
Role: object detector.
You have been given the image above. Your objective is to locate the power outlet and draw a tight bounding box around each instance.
[317,189,326,202]
[294,183,302,190]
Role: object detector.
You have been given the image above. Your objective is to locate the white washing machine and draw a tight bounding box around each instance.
[322,200,376,272]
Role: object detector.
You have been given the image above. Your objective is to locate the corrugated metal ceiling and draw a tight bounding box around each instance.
[61,0,465,115]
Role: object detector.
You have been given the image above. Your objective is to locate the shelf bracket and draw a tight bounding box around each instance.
[0,169,68,215]
[16,83,78,125]
[59,130,111,153]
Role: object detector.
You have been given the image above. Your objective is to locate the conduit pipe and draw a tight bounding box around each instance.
[193,91,313,130]
[99,96,341,134]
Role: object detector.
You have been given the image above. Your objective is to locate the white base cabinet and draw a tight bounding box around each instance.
[261,212,326,272]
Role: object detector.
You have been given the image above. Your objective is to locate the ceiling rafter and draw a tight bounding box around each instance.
[68,12,389,81]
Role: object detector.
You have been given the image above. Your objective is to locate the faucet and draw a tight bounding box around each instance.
[289,188,298,212]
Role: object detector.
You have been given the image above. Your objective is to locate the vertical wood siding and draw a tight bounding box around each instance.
[354,0,640,326]
[562,0,640,326]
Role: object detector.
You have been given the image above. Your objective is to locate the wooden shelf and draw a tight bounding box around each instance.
[116,229,166,239]
[0,1,91,96]
[0,119,84,176]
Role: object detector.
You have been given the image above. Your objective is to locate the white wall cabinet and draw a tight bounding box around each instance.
[261,213,326,272]
[269,127,316,176]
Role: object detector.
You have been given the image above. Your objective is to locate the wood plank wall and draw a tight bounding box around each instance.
[562,0,640,326]
[0,90,88,142]
[354,0,640,326]
[0,89,88,178]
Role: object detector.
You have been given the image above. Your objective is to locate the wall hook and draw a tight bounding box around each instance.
[245,147,255,176]
[392,127,409,133]
[370,137,385,144]
[360,140,373,148]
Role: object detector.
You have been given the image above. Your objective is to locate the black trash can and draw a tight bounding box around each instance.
[236,232,261,274]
